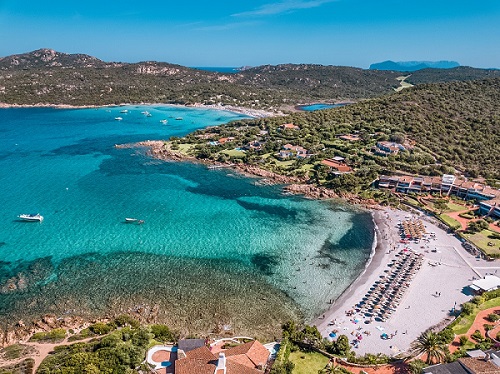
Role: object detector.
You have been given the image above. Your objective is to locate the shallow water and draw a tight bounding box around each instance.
[0,106,374,336]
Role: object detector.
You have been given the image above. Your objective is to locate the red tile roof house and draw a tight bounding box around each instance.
[321,159,353,173]
[279,123,300,130]
[175,340,270,374]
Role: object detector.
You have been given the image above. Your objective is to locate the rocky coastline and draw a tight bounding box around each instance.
[116,140,380,209]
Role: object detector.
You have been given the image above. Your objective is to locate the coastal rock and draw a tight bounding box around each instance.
[284,184,338,199]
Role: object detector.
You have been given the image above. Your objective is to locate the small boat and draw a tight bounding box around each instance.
[175,117,183,120]
[125,218,145,224]
[146,113,153,117]
[114,117,123,121]
[160,119,168,124]
[18,213,43,222]
[120,109,128,113]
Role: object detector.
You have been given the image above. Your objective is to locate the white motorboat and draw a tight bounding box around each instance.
[114,117,123,121]
[160,119,168,124]
[18,213,43,222]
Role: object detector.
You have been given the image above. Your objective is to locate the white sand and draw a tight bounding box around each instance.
[315,208,500,356]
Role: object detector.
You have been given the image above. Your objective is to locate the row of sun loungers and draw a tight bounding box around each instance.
[354,250,424,322]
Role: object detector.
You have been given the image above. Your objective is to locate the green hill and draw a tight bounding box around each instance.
[181,78,500,189]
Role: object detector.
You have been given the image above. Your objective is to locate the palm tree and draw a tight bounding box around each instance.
[412,331,447,364]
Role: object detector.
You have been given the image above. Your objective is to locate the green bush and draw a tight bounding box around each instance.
[89,322,116,335]
[484,324,495,331]
[438,328,455,344]
[471,330,483,342]
[459,335,469,346]
[29,328,66,342]
[487,313,500,322]
[472,296,485,305]
[114,315,140,329]
[462,302,475,315]
[150,324,176,342]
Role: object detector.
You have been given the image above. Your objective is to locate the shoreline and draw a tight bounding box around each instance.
[312,210,389,325]
[117,140,384,205]
[0,102,278,118]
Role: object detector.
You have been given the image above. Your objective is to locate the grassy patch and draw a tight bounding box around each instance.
[439,214,461,230]
[171,143,194,155]
[445,202,468,213]
[221,149,246,158]
[463,230,500,256]
[452,297,500,335]
[289,350,330,374]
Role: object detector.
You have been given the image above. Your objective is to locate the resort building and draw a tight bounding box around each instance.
[321,158,353,174]
[175,340,270,374]
[469,275,500,294]
[377,174,500,218]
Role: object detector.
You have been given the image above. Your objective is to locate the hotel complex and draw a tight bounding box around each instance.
[378,174,500,219]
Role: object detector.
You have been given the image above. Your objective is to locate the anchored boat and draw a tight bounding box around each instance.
[18,213,43,222]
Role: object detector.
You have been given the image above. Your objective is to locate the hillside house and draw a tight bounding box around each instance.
[374,141,406,156]
[321,158,352,174]
[279,123,300,131]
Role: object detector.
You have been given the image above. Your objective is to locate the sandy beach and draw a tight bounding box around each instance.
[0,102,279,118]
[315,208,500,356]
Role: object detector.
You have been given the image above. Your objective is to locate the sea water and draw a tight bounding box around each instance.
[0,105,374,336]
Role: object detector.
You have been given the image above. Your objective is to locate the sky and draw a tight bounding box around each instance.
[0,0,499,68]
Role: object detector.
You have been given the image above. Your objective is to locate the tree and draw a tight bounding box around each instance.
[412,331,447,364]
[407,359,426,374]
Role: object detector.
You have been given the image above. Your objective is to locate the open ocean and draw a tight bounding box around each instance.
[0,105,374,336]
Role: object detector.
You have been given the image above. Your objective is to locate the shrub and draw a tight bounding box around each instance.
[114,315,140,329]
[487,313,500,322]
[407,359,426,374]
[484,324,495,331]
[89,322,116,335]
[150,324,176,342]
[29,328,66,342]
[471,330,483,342]
[462,302,475,315]
[438,328,455,344]
[459,335,469,346]
[472,296,485,305]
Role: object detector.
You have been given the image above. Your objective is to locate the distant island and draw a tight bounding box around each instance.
[370,60,460,71]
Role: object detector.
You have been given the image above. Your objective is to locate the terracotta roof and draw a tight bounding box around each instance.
[459,357,500,373]
[175,342,267,374]
[321,159,352,172]
[399,176,413,183]
[185,346,217,361]
[176,359,216,374]
[225,341,270,368]
[226,360,262,374]
[281,123,299,129]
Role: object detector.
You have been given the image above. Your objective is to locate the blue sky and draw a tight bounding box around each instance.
[0,0,499,68]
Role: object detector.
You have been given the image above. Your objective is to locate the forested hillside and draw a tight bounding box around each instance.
[1,49,498,110]
[178,78,499,190]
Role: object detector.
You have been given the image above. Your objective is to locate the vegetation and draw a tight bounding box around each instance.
[288,350,330,374]
[412,331,448,364]
[171,78,499,194]
[37,326,153,373]
[29,328,66,343]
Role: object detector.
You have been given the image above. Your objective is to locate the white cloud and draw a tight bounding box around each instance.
[232,0,335,17]
[194,21,259,32]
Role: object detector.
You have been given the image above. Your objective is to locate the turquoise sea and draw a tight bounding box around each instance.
[0,105,374,336]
